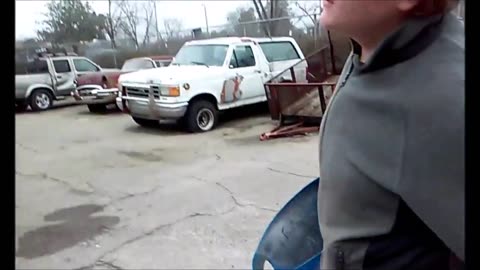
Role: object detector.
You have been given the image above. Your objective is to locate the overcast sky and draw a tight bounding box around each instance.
[15,0,319,40]
[15,0,256,40]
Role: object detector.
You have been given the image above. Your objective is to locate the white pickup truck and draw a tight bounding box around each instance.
[116,37,307,132]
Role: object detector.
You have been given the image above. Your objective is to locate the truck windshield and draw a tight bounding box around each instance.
[172,45,228,67]
[122,59,155,72]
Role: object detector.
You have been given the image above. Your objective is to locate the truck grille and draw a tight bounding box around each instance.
[126,86,160,99]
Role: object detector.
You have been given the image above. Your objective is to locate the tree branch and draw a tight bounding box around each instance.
[295,2,316,25]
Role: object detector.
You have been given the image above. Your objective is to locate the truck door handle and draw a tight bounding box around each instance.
[254,70,262,74]
[56,75,63,79]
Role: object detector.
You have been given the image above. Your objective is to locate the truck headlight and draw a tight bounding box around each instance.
[160,86,180,97]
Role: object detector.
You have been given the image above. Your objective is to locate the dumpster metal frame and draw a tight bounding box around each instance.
[260,44,340,141]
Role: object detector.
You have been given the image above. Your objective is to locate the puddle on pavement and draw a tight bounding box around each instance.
[16,204,120,259]
[118,149,198,164]
[118,150,163,162]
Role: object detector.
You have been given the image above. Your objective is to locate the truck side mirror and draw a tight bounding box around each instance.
[229,65,235,69]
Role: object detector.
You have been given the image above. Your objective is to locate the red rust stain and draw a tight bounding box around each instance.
[220,75,244,103]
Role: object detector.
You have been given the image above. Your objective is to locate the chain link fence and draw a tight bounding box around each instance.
[95,13,351,69]
[16,0,465,72]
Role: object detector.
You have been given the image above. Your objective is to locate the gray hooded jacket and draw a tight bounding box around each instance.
[318,13,464,270]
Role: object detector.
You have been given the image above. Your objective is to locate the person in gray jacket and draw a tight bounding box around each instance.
[317,0,464,269]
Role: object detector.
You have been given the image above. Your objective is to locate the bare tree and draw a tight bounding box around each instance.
[105,0,122,49]
[163,18,183,40]
[141,1,156,47]
[251,0,293,36]
[117,0,140,49]
[116,0,159,50]
[226,7,260,37]
[295,2,324,44]
[295,1,320,26]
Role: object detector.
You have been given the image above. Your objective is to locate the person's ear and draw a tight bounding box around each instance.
[396,0,420,13]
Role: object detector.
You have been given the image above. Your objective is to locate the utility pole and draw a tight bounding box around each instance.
[252,0,270,37]
[203,3,210,37]
[258,1,270,35]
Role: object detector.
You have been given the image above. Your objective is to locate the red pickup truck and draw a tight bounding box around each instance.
[72,55,173,112]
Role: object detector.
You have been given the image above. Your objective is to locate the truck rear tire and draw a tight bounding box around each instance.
[29,89,53,111]
[185,100,218,133]
[132,116,159,128]
[88,104,107,113]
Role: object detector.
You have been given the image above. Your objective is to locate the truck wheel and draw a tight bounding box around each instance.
[185,100,218,132]
[132,116,159,128]
[88,104,107,113]
[29,89,53,111]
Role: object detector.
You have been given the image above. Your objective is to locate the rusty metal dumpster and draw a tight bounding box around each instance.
[260,45,340,141]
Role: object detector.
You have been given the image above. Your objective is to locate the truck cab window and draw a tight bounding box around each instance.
[73,59,100,72]
[259,41,300,62]
[229,45,256,68]
[53,60,71,73]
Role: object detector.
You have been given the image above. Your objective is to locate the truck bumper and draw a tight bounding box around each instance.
[71,85,118,105]
[118,96,188,120]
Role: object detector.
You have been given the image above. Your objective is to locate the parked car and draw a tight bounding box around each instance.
[116,37,307,132]
[71,56,173,112]
[15,55,112,111]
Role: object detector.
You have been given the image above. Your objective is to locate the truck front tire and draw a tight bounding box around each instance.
[185,100,218,133]
[132,117,159,128]
[29,89,53,111]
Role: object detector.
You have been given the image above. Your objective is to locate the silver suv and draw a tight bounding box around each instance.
[15,55,105,111]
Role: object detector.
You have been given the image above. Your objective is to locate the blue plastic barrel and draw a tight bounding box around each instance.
[252,178,323,270]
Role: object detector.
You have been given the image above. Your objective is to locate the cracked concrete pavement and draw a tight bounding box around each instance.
[15,104,319,269]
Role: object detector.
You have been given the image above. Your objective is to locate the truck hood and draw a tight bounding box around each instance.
[118,65,225,85]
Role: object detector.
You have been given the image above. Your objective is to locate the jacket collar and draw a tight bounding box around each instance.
[350,13,450,73]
